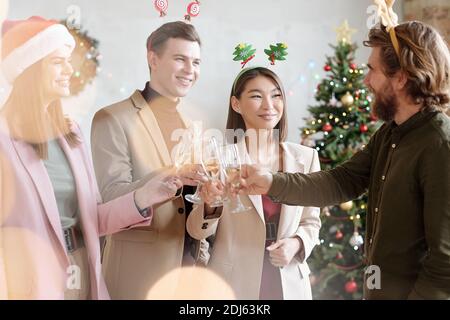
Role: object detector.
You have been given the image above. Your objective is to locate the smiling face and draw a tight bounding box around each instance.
[41,45,74,103]
[231,75,284,130]
[148,38,201,101]
[363,47,398,122]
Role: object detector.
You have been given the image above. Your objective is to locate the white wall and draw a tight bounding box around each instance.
[7,0,403,142]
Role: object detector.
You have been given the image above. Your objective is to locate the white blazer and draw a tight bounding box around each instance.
[187,141,321,299]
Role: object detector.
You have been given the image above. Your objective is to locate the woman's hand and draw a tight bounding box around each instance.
[177,164,208,186]
[134,168,183,209]
[200,180,225,207]
[266,237,304,268]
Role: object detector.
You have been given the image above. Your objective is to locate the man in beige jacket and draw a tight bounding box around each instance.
[91,21,207,299]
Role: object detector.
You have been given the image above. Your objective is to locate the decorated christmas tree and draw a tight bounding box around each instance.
[301,21,379,299]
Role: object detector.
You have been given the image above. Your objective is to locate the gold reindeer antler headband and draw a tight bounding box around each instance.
[374,0,400,58]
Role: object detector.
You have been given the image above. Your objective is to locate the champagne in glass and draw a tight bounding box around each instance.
[205,159,220,180]
[201,138,225,208]
[225,166,241,189]
[185,125,204,204]
[222,144,251,213]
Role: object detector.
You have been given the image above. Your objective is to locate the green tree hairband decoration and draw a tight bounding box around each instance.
[231,42,288,94]
[233,43,288,69]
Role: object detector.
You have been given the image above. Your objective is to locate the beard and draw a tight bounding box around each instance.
[371,82,398,122]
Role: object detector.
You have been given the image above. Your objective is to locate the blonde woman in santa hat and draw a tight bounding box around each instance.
[0,17,184,300]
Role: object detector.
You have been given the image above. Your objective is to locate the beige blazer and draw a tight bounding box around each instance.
[187,142,321,300]
[91,90,203,299]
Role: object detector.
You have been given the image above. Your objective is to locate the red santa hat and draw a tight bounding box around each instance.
[0,16,75,108]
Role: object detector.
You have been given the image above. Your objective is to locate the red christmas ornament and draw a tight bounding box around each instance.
[335,230,343,240]
[360,124,368,133]
[185,1,200,21]
[154,0,169,17]
[324,64,332,72]
[322,123,333,132]
[350,63,357,70]
[345,280,358,293]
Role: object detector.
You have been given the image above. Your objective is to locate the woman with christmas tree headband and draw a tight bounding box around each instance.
[0,16,183,299]
[186,44,321,299]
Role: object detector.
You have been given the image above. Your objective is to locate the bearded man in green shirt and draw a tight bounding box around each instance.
[239,21,450,299]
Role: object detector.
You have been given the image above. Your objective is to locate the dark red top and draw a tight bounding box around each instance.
[259,195,283,300]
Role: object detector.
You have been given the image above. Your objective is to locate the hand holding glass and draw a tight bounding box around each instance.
[221,144,252,213]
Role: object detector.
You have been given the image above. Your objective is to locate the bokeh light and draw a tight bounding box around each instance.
[146,266,235,300]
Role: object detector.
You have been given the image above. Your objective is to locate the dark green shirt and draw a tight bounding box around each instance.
[268,111,450,299]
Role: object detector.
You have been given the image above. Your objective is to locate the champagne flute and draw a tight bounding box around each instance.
[185,124,205,204]
[184,181,204,204]
[221,144,252,213]
[172,134,194,198]
[173,133,192,170]
[201,137,225,208]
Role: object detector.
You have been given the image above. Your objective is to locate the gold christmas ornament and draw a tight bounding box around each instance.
[340,200,354,211]
[341,91,354,106]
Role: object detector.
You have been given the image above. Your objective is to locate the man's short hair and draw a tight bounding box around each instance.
[146,21,201,56]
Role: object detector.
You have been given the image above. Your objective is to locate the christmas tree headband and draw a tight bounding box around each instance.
[231,43,288,94]
[374,0,400,58]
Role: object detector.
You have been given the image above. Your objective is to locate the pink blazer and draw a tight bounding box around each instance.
[0,120,151,299]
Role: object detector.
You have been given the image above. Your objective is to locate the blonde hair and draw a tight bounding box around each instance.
[364,21,450,113]
[3,59,79,159]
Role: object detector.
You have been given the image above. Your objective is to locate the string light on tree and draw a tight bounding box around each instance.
[349,232,364,247]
